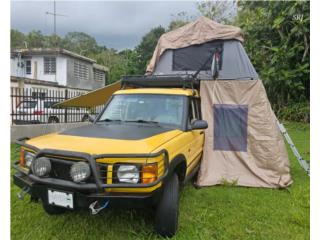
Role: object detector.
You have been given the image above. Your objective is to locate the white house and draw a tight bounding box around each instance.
[11,48,108,91]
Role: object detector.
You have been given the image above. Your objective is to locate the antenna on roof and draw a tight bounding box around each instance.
[46,0,68,43]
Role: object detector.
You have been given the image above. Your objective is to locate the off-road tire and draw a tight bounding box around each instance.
[154,173,179,237]
[42,203,67,215]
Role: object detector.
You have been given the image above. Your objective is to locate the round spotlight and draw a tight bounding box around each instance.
[31,157,51,177]
[70,162,91,183]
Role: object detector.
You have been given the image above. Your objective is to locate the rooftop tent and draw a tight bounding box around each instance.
[147,17,292,188]
[153,40,258,80]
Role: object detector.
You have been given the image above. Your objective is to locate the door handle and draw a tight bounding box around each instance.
[200,131,204,135]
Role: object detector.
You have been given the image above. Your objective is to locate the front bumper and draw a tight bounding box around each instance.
[13,137,169,209]
[13,172,162,209]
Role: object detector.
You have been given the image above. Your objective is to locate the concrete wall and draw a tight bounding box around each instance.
[11,122,90,143]
[67,57,103,90]
[11,55,67,86]
[11,54,104,91]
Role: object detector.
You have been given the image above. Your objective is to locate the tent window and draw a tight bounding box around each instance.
[213,104,248,152]
[172,41,223,71]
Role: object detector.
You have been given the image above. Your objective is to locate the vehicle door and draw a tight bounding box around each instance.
[185,97,205,168]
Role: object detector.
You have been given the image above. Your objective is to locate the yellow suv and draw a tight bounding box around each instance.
[13,80,207,237]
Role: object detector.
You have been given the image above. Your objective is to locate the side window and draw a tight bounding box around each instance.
[188,98,199,125]
[194,98,201,120]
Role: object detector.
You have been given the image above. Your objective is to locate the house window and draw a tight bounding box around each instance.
[25,60,31,74]
[213,104,248,152]
[74,61,89,81]
[94,69,104,82]
[44,57,56,74]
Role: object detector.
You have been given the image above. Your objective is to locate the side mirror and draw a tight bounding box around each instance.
[191,120,208,130]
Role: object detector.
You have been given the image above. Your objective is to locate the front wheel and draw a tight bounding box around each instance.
[42,203,67,215]
[154,173,179,237]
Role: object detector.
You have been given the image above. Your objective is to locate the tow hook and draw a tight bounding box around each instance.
[89,200,109,215]
[17,187,30,200]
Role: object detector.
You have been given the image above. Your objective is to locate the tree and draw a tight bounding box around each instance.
[196,1,237,24]
[168,11,193,31]
[134,26,166,74]
[25,30,46,48]
[11,30,26,48]
[62,32,100,56]
[235,1,309,112]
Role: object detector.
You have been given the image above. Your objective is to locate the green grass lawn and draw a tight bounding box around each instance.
[10,122,310,240]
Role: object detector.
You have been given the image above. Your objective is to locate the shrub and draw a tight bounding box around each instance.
[275,102,309,123]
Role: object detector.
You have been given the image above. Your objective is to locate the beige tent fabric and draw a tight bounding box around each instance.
[146,16,244,74]
[197,80,292,188]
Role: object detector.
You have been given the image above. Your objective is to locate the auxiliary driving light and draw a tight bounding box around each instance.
[31,157,51,177]
[70,162,91,183]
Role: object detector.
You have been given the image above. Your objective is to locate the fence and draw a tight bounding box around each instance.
[11,87,104,125]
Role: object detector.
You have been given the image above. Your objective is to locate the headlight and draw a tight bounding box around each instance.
[70,162,91,183]
[31,157,51,177]
[117,165,139,183]
[25,152,35,168]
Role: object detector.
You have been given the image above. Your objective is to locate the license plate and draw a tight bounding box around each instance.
[48,189,73,209]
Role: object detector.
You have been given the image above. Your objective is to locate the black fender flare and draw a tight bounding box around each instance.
[166,154,187,184]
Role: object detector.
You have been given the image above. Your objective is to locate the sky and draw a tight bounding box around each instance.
[11,1,200,50]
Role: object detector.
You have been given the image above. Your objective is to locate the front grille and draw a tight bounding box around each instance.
[97,163,107,182]
[49,159,73,181]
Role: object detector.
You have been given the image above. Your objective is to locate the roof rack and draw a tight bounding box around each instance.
[121,74,199,89]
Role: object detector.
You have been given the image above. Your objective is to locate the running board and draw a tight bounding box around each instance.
[277,121,310,176]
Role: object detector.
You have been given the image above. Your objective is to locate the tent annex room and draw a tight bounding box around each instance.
[147,16,292,188]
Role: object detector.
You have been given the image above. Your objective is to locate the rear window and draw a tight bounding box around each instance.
[44,102,58,108]
[18,101,37,109]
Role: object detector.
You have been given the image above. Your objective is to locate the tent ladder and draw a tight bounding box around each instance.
[277,121,310,176]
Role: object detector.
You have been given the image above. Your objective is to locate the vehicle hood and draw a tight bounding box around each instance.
[26,123,182,155]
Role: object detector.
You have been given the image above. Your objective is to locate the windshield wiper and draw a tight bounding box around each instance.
[98,118,122,122]
[124,119,160,125]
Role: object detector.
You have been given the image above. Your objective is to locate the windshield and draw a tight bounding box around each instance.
[18,101,37,109]
[98,94,185,128]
